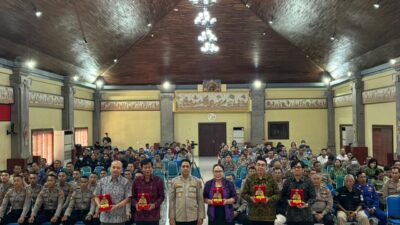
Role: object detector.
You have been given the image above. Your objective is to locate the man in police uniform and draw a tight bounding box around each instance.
[28,174,64,225]
[335,174,369,225]
[62,176,98,225]
[355,172,387,225]
[0,175,31,225]
[310,173,334,225]
[88,173,98,193]
[58,170,74,210]
[0,171,12,205]
[169,159,205,225]
[27,173,43,209]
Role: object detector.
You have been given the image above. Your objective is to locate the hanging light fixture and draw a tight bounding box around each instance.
[194,8,217,27]
[189,0,217,7]
[200,42,219,54]
[198,28,218,42]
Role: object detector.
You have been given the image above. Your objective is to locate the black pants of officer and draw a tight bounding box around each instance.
[313,212,335,225]
[0,209,24,225]
[125,205,135,225]
[176,222,197,225]
[65,210,100,225]
[234,211,249,225]
[31,210,60,225]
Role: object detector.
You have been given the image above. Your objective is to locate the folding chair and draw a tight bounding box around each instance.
[387,195,400,225]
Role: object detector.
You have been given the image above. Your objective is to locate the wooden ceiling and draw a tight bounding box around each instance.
[0,0,399,85]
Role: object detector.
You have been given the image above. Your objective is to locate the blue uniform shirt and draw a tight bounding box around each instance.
[354,183,379,209]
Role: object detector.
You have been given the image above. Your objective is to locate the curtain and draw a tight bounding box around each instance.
[75,128,88,146]
[32,130,54,164]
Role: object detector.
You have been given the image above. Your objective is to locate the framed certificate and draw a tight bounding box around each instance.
[98,194,112,211]
[254,185,267,203]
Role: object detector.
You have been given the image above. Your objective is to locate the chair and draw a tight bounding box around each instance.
[80,166,92,177]
[94,166,104,176]
[336,176,345,189]
[234,178,242,189]
[232,155,240,164]
[167,161,179,179]
[162,160,170,172]
[75,221,85,225]
[387,195,400,225]
[237,165,247,179]
[191,167,202,179]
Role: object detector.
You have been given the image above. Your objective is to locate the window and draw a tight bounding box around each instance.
[75,127,88,146]
[268,122,289,139]
[32,129,54,164]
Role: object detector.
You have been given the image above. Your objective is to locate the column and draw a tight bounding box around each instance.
[351,72,365,147]
[92,90,101,145]
[326,85,336,150]
[250,83,266,145]
[160,90,175,146]
[10,66,31,159]
[393,58,400,159]
[62,77,75,131]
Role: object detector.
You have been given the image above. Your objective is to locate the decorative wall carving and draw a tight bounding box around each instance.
[29,91,64,109]
[334,94,352,107]
[363,86,395,104]
[74,98,94,111]
[175,92,249,112]
[101,101,160,111]
[0,86,13,104]
[265,98,327,109]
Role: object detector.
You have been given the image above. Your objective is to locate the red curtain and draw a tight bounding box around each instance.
[32,130,54,164]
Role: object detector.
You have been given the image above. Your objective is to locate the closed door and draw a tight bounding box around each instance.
[198,123,226,156]
[372,125,393,165]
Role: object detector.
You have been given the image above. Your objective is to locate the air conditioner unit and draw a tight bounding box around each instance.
[53,130,74,165]
[233,127,244,147]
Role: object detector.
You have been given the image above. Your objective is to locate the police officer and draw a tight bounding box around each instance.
[57,170,73,210]
[29,174,64,225]
[62,176,98,225]
[0,171,12,205]
[88,173,98,193]
[355,172,387,225]
[310,173,334,225]
[27,173,43,208]
[335,174,369,225]
[0,175,31,225]
[169,159,205,225]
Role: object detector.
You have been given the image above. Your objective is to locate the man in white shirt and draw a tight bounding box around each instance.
[336,148,349,162]
[317,149,329,165]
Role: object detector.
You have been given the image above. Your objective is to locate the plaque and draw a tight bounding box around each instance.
[98,194,112,211]
[289,189,304,206]
[254,185,267,203]
[211,187,224,205]
[137,193,151,210]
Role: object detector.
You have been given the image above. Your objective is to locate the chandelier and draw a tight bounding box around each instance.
[189,0,217,7]
[200,42,219,54]
[194,8,217,27]
[198,28,218,42]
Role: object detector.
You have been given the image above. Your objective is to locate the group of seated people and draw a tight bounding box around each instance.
[0,138,399,225]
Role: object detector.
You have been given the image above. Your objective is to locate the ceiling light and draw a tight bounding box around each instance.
[94,76,105,89]
[162,81,171,90]
[253,80,263,89]
[200,42,219,54]
[330,33,336,41]
[113,59,118,63]
[268,16,274,25]
[150,33,154,37]
[25,60,37,69]
[390,59,396,65]
[323,77,331,84]
[194,8,217,27]
[373,1,380,9]
[198,28,218,43]
[173,8,179,12]
[347,71,353,77]
[147,23,152,27]
[189,0,217,7]
[35,11,42,18]
[73,75,79,81]
[245,3,250,8]
[262,32,266,36]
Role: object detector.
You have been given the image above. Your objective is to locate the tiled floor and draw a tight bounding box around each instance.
[160,156,218,225]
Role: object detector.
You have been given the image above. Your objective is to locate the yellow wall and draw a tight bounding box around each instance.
[265,109,328,151]
[334,106,353,152]
[0,68,11,86]
[364,102,396,157]
[29,107,62,130]
[102,90,160,101]
[334,83,352,96]
[266,88,326,98]
[30,76,62,95]
[74,110,93,146]
[363,69,395,90]
[75,86,94,100]
[0,68,11,169]
[101,111,160,149]
[174,112,251,156]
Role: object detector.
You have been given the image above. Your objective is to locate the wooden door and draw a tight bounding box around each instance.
[372,125,393,165]
[198,123,226,156]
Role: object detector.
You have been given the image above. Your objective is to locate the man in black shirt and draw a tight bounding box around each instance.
[102,132,112,147]
[335,174,369,225]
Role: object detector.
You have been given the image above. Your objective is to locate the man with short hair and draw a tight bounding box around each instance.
[226,173,248,225]
[310,173,334,225]
[169,159,204,225]
[53,160,63,174]
[337,148,349,162]
[88,173,98,193]
[317,149,328,165]
[241,157,280,225]
[70,169,82,187]
[66,162,74,182]
[95,160,132,225]
[335,175,369,225]
[100,169,108,179]
[0,171,12,205]
[132,159,165,225]
[382,167,400,198]
[27,173,43,208]
[58,170,74,210]
[10,165,22,184]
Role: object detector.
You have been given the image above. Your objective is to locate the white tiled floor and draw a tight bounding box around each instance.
[160,157,218,225]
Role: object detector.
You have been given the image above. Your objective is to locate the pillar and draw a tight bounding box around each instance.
[250,83,266,145]
[93,90,101,145]
[160,88,175,146]
[351,72,365,147]
[326,85,336,150]
[62,77,75,131]
[392,58,400,159]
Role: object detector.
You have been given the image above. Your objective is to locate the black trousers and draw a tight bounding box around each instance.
[135,221,159,225]
[176,221,197,225]
[65,210,100,225]
[30,210,60,225]
[287,223,314,225]
[235,211,249,225]
[1,209,24,225]
[313,213,335,225]
[247,221,274,225]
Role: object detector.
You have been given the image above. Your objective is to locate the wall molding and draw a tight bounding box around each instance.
[29,91,64,109]
[74,98,94,111]
[362,86,395,104]
[101,100,160,111]
[265,98,327,109]
[0,86,13,104]
[334,94,352,107]
[175,92,250,112]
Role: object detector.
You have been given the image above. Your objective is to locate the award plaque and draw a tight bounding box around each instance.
[137,193,151,210]
[211,187,224,205]
[289,189,304,206]
[98,194,112,211]
[254,185,267,203]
